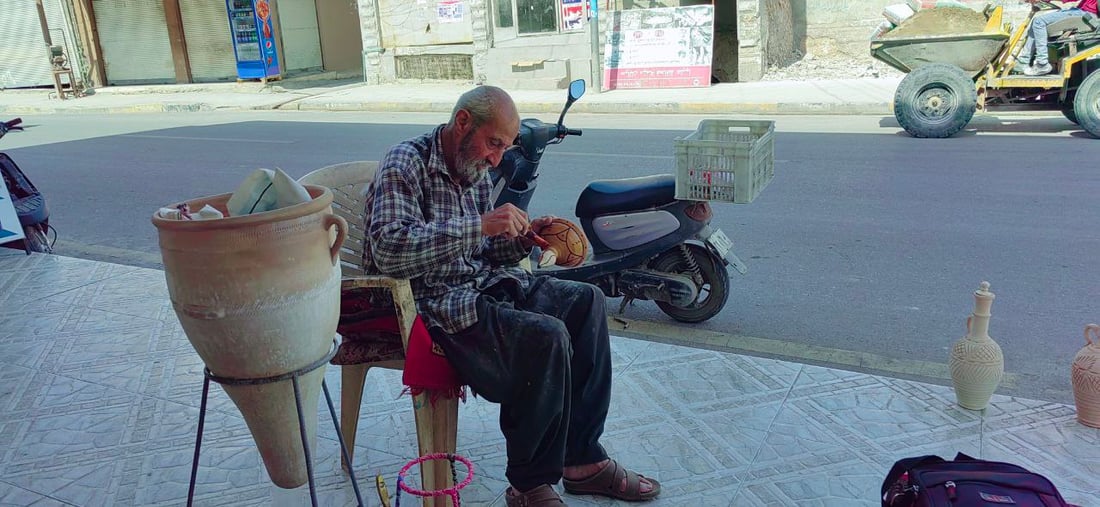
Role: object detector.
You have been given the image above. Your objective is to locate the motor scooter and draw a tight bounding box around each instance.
[490,80,747,323]
[0,118,53,254]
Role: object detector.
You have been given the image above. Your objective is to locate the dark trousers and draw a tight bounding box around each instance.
[428,276,612,492]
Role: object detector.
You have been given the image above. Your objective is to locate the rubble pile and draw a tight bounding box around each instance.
[761,3,987,81]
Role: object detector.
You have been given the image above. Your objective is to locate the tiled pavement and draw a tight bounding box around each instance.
[1,249,1098,506]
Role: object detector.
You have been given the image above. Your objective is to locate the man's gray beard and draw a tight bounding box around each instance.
[454,158,488,186]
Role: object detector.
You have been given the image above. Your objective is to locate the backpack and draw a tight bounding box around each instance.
[881,453,1073,507]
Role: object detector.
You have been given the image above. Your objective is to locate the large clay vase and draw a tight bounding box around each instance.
[1071,324,1100,428]
[949,281,1004,411]
[151,185,346,489]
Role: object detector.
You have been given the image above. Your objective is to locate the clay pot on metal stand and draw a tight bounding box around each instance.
[1071,324,1100,428]
[949,281,1004,411]
[152,185,346,489]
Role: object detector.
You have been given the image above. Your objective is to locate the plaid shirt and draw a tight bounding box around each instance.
[362,125,533,334]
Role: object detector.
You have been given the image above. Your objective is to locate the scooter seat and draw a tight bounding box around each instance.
[575,174,676,217]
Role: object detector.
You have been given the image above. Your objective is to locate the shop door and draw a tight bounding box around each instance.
[93,0,176,84]
[315,0,362,71]
[276,0,322,72]
[0,0,82,88]
[180,0,238,81]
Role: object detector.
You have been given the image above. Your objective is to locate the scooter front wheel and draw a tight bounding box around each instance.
[650,244,729,323]
[23,224,52,253]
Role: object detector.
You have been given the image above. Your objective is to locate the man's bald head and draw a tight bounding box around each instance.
[451,85,519,129]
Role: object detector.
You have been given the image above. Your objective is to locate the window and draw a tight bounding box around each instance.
[496,0,590,36]
[517,0,557,34]
[497,0,514,28]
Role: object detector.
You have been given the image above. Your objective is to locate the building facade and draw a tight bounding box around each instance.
[29,0,363,87]
[355,0,759,89]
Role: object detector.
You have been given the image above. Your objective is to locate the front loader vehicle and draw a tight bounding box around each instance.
[871,4,1100,138]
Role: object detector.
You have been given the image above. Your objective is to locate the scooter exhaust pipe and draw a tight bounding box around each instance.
[618,269,699,307]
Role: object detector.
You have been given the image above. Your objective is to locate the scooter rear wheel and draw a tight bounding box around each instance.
[651,244,729,323]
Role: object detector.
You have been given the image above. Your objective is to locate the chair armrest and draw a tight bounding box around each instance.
[341,275,417,351]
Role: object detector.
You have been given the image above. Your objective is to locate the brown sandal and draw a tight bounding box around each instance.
[505,484,566,507]
[562,459,661,502]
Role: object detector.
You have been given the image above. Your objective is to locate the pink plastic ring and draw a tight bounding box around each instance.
[397,453,474,499]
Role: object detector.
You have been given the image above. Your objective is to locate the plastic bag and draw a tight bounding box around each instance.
[226,168,311,217]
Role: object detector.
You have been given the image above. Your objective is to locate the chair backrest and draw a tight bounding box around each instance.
[298,161,380,277]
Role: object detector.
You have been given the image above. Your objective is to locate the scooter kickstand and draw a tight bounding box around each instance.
[617,296,634,315]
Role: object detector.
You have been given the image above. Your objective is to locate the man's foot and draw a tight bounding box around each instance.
[1024,63,1053,76]
[505,484,565,506]
[562,459,660,501]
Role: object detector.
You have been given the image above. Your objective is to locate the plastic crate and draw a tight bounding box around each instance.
[674,119,775,204]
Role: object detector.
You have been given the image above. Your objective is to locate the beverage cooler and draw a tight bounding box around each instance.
[226,0,280,81]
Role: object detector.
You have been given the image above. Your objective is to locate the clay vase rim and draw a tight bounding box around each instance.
[150,184,333,231]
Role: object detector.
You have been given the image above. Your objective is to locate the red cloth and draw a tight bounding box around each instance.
[1078,0,1098,15]
[335,289,465,400]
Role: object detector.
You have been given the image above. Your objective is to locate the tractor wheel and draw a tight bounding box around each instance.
[1062,103,1079,125]
[894,63,977,138]
[1073,70,1100,138]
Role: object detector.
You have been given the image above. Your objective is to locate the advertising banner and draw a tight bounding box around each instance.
[0,181,25,246]
[602,5,714,90]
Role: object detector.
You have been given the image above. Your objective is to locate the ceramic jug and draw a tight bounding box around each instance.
[152,185,346,489]
[1071,324,1100,428]
[949,281,1004,411]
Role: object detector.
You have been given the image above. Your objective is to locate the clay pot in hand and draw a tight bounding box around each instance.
[151,185,346,489]
[534,218,589,268]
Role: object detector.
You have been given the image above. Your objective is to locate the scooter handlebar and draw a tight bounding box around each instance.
[565,128,582,137]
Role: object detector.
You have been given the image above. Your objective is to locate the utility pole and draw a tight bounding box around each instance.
[589,0,602,93]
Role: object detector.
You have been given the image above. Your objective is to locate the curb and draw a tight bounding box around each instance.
[0,100,895,116]
[290,101,896,116]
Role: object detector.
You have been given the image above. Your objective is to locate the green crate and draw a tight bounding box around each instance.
[674,119,775,204]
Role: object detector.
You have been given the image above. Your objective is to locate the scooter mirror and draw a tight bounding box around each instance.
[558,79,586,126]
[568,79,586,101]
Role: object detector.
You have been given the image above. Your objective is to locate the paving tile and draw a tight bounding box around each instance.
[0,480,72,506]
[4,255,1100,506]
[0,254,136,307]
[42,268,173,320]
[739,459,880,507]
[2,461,121,507]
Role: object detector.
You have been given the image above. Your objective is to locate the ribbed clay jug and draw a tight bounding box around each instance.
[949,281,1004,411]
[152,185,346,489]
[1071,324,1100,428]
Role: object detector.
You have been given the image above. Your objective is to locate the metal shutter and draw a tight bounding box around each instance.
[0,0,54,88]
[93,0,176,84]
[179,0,236,81]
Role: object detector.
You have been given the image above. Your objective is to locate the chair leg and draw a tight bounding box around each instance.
[340,363,370,473]
[413,390,459,507]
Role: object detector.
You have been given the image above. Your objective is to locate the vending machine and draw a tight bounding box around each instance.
[226,0,280,82]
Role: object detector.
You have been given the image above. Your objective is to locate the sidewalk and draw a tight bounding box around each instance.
[1,248,1097,506]
[0,77,900,116]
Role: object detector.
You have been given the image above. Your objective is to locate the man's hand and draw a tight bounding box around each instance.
[530,215,557,233]
[481,204,529,238]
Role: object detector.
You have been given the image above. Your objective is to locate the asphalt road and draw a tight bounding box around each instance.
[3,111,1097,404]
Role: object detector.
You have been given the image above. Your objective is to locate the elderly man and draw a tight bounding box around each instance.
[361,85,659,506]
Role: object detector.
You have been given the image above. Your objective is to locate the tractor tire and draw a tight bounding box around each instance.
[1073,70,1100,138]
[894,63,977,138]
[1062,103,1079,125]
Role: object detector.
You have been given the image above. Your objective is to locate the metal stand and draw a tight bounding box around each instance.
[186,339,364,507]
